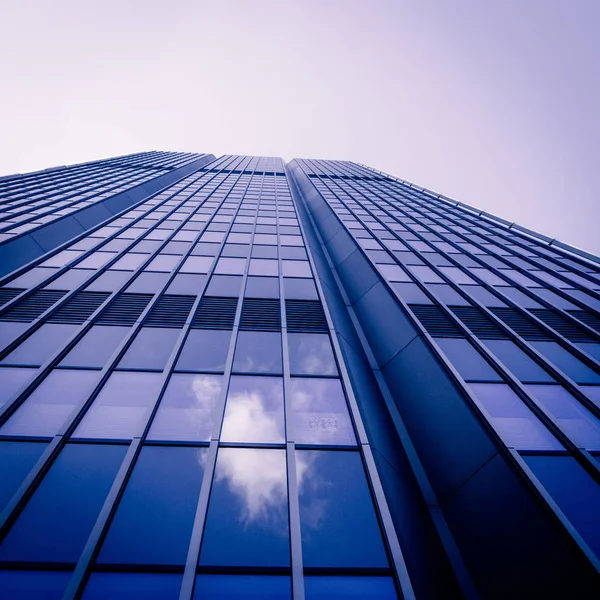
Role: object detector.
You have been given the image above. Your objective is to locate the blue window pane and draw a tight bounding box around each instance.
[0,441,47,513]
[221,376,285,443]
[578,343,600,362]
[126,272,170,293]
[98,446,206,565]
[391,283,432,304]
[85,270,131,293]
[468,384,562,450]
[297,450,388,568]
[2,324,79,367]
[245,276,280,298]
[148,374,222,442]
[526,385,600,450]
[288,333,337,376]
[499,287,543,309]
[61,326,129,368]
[1,370,100,437]
[305,576,398,600]
[530,341,600,385]
[166,273,207,296]
[462,285,507,307]
[82,573,180,600]
[289,378,355,446]
[428,284,471,306]
[0,322,30,353]
[435,338,502,382]
[74,372,162,439]
[176,330,231,372]
[0,443,126,562]
[0,570,71,600]
[194,575,291,599]
[524,455,600,559]
[232,331,283,374]
[205,275,243,297]
[282,260,311,278]
[44,268,95,291]
[118,327,179,371]
[200,448,289,567]
[580,385,600,410]
[283,277,318,300]
[482,340,554,383]
[0,367,37,410]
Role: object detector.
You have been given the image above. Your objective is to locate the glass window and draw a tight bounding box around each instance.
[0,367,37,410]
[1,370,100,438]
[145,254,180,272]
[428,284,470,306]
[468,384,562,450]
[530,341,600,385]
[499,287,543,309]
[407,265,444,284]
[60,326,129,368]
[280,246,307,260]
[245,276,280,298]
[200,448,289,566]
[126,272,170,293]
[305,576,397,600]
[249,259,279,276]
[482,340,554,383]
[0,441,47,513]
[111,253,150,271]
[1,324,79,367]
[205,275,243,297]
[221,244,249,258]
[0,571,70,600]
[524,455,600,558]
[462,285,507,308]
[438,267,477,285]
[221,376,285,443]
[7,267,58,289]
[282,260,311,278]
[252,245,278,259]
[378,264,410,282]
[0,444,126,563]
[82,573,181,600]
[85,270,131,292]
[73,372,163,439]
[166,273,206,296]
[288,378,355,445]
[391,282,432,304]
[232,331,283,374]
[148,374,222,442]
[526,385,600,450]
[0,322,29,353]
[283,277,318,300]
[118,328,179,371]
[436,338,502,382]
[44,268,95,291]
[194,575,291,600]
[296,450,388,568]
[214,257,247,275]
[98,446,206,565]
[288,333,337,376]
[180,256,213,274]
[176,330,231,372]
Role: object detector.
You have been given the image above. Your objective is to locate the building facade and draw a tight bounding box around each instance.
[0,152,598,599]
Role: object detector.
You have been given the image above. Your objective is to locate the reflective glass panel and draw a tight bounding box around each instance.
[283,278,318,300]
[60,326,129,368]
[148,374,222,441]
[0,367,37,410]
[288,333,337,376]
[82,573,180,600]
[436,339,502,382]
[221,376,285,443]
[194,575,291,600]
[483,340,554,383]
[176,330,231,372]
[200,448,289,566]
[232,331,283,374]
[530,341,600,385]
[305,576,398,600]
[118,328,179,371]
[0,570,70,600]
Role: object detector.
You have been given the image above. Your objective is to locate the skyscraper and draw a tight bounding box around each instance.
[0,152,598,599]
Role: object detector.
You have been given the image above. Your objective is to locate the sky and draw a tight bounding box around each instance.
[1,0,599,254]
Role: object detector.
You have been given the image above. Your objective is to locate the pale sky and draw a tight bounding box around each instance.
[1,0,599,254]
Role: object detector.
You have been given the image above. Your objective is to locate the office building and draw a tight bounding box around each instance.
[0,151,599,599]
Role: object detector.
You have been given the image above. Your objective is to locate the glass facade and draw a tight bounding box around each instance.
[0,152,598,598]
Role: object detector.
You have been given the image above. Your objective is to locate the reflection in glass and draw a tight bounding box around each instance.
[118,328,179,371]
[305,576,398,600]
[74,372,162,439]
[60,326,129,369]
[296,450,388,568]
[0,367,37,410]
[1,370,100,437]
[200,448,289,567]
[82,573,181,600]
[194,575,291,599]
[0,571,70,600]
[232,332,282,374]
[288,333,337,376]
[148,374,222,441]
[176,330,231,372]
[221,376,284,443]
[289,378,355,445]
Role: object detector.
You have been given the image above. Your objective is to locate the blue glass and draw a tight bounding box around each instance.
[193,575,291,599]
[221,376,285,443]
[435,338,502,382]
[428,284,471,306]
[468,384,562,450]
[61,326,129,368]
[200,448,289,567]
[288,333,337,376]
[1,324,79,367]
[176,329,231,372]
[0,441,47,512]
[0,322,29,353]
[0,444,126,562]
[118,327,179,371]
[126,272,170,293]
[530,341,600,385]
[205,275,243,297]
[461,285,507,307]
[391,282,432,304]
[483,340,554,383]
[0,366,37,410]
[305,576,398,600]
[98,446,206,565]
[82,573,180,600]
[296,450,388,568]
[578,343,600,362]
[0,570,71,600]
[44,268,95,290]
[74,372,162,439]
[245,276,280,298]
[166,273,207,295]
[283,277,318,300]
[1,370,100,437]
[580,385,600,410]
[232,331,283,374]
[524,455,600,558]
[85,270,132,292]
[148,374,222,441]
